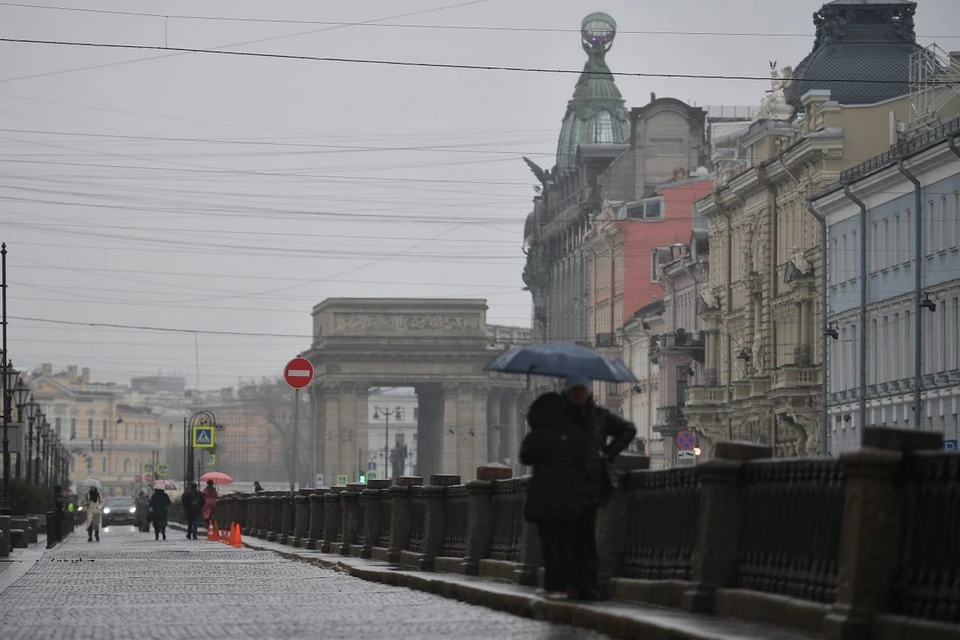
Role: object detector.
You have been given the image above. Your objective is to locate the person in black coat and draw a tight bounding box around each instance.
[520,391,583,594]
[521,373,637,600]
[180,483,203,540]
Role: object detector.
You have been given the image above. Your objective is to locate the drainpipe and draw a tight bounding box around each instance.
[805,198,829,455]
[842,185,868,431]
[897,159,923,427]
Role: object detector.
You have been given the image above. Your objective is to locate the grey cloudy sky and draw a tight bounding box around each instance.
[0,0,955,389]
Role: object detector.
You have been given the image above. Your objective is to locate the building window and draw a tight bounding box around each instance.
[592,111,614,144]
[123,458,130,473]
[905,311,912,378]
[954,193,960,248]
[55,417,62,437]
[413,407,419,422]
[905,209,913,260]
[650,250,658,282]
[926,200,935,256]
[870,222,878,272]
[87,418,93,439]
[101,457,107,474]
[894,214,901,263]
[124,422,129,440]
[102,419,108,439]
[882,218,889,269]
[870,318,878,384]
[70,418,76,439]
[941,196,949,252]
[893,313,901,378]
[849,324,858,389]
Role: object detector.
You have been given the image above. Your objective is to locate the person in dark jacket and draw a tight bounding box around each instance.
[522,373,637,600]
[520,391,583,594]
[253,481,264,493]
[181,483,203,540]
[149,488,172,541]
[135,491,150,532]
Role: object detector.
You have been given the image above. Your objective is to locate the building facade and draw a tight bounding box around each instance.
[652,229,710,465]
[682,0,951,457]
[27,364,170,496]
[813,115,960,453]
[622,301,664,467]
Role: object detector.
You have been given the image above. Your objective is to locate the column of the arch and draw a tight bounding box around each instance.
[320,385,340,488]
[415,384,442,479]
[468,386,489,478]
[336,382,368,484]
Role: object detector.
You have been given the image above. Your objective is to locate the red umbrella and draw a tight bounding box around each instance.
[200,471,233,485]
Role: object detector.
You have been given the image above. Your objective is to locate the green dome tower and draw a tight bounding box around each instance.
[554,12,630,174]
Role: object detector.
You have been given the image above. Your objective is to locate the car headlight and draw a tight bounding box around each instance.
[129,507,136,514]
[103,508,111,514]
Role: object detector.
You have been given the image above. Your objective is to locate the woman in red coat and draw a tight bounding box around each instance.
[201,479,218,526]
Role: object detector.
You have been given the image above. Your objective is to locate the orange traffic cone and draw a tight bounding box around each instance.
[230,523,243,548]
[206,521,214,541]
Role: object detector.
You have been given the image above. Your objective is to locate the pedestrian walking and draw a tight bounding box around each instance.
[521,374,636,601]
[149,488,171,541]
[83,486,105,542]
[201,479,219,528]
[135,491,150,532]
[181,482,203,540]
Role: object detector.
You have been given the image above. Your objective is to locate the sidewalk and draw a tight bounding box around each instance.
[233,529,819,640]
[0,525,612,640]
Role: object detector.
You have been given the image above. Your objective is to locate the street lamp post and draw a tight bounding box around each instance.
[11,380,30,481]
[185,410,219,486]
[372,406,403,480]
[1,360,21,515]
[24,402,38,483]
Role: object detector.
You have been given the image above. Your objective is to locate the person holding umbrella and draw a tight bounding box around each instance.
[521,373,636,601]
[201,479,219,528]
[82,485,105,542]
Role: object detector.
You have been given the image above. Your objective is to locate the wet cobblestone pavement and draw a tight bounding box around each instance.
[0,526,612,640]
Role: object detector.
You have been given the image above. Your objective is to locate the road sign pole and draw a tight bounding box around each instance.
[290,388,299,493]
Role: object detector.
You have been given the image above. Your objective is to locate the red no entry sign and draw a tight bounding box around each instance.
[676,430,697,451]
[284,356,314,389]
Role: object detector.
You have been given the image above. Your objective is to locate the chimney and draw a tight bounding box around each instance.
[67,365,78,381]
[81,367,90,384]
[41,363,52,375]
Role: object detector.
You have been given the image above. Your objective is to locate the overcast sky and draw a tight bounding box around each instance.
[0,0,955,389]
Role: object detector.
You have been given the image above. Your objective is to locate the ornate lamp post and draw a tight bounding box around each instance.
[24,401,39,483]
[32,411,45,485]
[1,360,22,515]
[372,406,404,480]
[12,380,31,480]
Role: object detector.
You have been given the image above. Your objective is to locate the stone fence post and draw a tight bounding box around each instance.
[462,465,512,576]
[307,489,327,550]
[292,489,311,547]
[255,494,268,537]
[361,480,391,559]
[338,483,364,556]
[682,442,771,613]
[596,454,651,595]
[264,493,278,541]
[0,515,10,558]
[823,428,942,640]
[281,493,296,545]
[514,476,540,586]
[321,486,345,553]
[420,474,461,571]
[387,476,423,564]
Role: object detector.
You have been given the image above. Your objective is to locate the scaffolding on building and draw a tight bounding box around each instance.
[908,43,960,131]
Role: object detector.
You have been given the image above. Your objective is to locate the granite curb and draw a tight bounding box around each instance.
[203,525,817,640]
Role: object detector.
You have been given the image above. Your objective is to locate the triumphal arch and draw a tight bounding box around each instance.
[303,298,531,485]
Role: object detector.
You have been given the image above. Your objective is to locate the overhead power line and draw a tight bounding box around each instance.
[1,2,956,39]
[0,37,951,86]
[10,315,310,338]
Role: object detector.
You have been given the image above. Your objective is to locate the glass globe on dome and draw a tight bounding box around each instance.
[581,12,616,48]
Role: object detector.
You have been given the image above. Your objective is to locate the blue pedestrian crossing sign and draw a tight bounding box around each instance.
[192,426,215,449]
[944,439,958,451]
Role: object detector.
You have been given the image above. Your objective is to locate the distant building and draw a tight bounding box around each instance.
[622,301,665,467]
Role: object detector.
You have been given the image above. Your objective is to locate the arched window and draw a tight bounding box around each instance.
[592,112,614,144]
[102,419,108,439]
[123,458,131,473]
